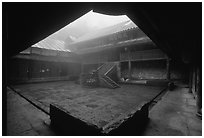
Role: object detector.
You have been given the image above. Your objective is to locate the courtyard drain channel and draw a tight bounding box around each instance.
[8,86,49,115]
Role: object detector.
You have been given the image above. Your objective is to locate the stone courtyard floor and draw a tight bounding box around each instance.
[6,81,202,136]
[143,86,202,136]
[11,81,164,129]
[6,87,56,136]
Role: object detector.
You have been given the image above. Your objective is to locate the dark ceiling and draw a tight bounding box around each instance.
[3,2,202,65]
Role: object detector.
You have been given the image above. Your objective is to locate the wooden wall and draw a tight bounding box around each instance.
[80,44,163,64]
[120,49,167,61]
[83,64,100,74]
[7,58,81,84]
[170,60,190,81]
[120,59,189,80]
[121,60,167,80]
[81,49,120,64]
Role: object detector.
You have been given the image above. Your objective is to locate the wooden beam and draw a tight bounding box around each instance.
[14,54,81,63]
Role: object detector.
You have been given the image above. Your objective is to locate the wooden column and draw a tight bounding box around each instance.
[128,61,131,79]
[192,66,197,96]
[196,65,202,116]
[166,58,170,80]
[128,48,131,79]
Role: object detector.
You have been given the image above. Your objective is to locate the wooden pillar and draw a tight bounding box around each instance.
[166,58,170,80]
[192,66,197,96]
[29,48,32,79]
[196,65,202,116]
[128,48,131,79]
[128,61,131,79]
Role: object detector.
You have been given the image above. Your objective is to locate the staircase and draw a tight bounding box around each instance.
[97,62,120,89]
[101,75,120,88]
[98,62,115,76]
[80,62,120,89]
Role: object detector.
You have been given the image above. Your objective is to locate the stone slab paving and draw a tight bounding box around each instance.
[12,81,165,129]
[8,81,201,136]
[6,87,56,136]
[143,87,202,136]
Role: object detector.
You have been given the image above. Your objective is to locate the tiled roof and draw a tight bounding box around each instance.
[32,37,70,52]
[72,20,137,44]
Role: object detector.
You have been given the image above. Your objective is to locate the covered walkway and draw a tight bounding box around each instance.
[143,85,202,136]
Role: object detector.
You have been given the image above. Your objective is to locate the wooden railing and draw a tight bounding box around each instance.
[102,75,120,88]
[81,62,120,89]
[98,63,115,76]
[120,49,167,61]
